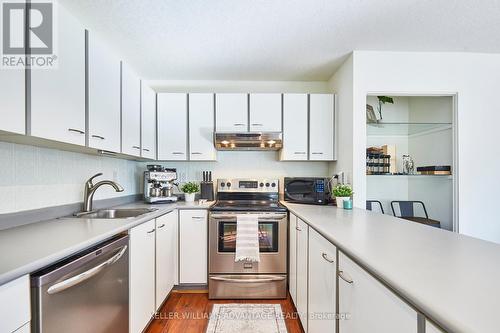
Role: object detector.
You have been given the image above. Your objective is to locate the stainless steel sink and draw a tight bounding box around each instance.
[74,208,158,219]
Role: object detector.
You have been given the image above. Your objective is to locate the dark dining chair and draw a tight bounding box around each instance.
[366,200,384,214]
[390,201,441,228]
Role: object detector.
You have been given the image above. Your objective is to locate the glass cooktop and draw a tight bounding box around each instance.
[210,200,287,212]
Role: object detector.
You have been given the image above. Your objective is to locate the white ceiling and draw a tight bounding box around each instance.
[60,0,500,81]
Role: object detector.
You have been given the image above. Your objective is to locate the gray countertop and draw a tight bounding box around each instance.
[0,201,214,286]
[282,202,500,333]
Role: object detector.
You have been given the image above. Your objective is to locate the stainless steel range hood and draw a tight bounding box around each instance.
[214,132,283,151]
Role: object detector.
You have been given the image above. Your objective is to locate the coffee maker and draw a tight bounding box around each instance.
[144,165,178,204]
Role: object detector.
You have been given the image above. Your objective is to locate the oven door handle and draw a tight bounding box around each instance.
[210,276,286,283]
[211,214,287,220]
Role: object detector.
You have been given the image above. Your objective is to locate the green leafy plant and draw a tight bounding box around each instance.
[332,184,353,198]
[377,96,394,120]
[180,182,200,194]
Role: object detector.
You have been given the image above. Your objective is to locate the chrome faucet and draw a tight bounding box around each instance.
[82,173,124,212]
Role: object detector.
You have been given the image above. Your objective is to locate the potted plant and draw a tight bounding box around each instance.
[332,184,353,209]
[181,182,199,202]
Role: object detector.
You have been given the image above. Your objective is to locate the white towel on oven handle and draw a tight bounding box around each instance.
[235,214,260,262]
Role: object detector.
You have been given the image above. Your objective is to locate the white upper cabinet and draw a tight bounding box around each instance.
[309,94,335,161]
[339,252,417,333]
[30,4,85,145]
[215,93,248,132]
[280,94,308,161]
[87,31,121,152]
[121,63,141,156]
[0,70,25,135]
[189,93,216,160]
[157,93,187,160]
[249,93,282,132]
[308,228,337,333]
[141,84,156,159]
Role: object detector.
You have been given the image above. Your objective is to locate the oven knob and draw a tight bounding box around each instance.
[220,182,225,187]
[259,182,264,187]
[271,182,276,187]
[226,182,231,187]
[265,182,270,187]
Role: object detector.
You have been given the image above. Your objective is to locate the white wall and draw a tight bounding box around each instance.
[327,55,354,181]
[337,51,500,243]
[140,151,330,193]
[0,142,141,214]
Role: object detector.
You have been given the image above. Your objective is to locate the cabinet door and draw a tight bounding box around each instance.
[249,93,282,132]
[308,228,337,333]
[289,213,297,304]
[189,93,216,161]
[30,5,85,145]
[309,94,334,161]
[87,31,121,152]
[339,252,417,333]
[215,93,248,132]
[157,93,187,160]
[296,218,309,332]
[155,211,178,310]
[129,219,156,333]
[0,275,30,333]
[179,210,208,284]
[426,321,444,333]
[280,94,308,161]
[0,70,24,134]
[141,84,157,159]
[121,63,141,157]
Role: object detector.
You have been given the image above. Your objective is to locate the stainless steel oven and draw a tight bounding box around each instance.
[208,178,288,299]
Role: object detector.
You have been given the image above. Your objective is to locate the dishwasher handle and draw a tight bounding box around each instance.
[47,245,127,295]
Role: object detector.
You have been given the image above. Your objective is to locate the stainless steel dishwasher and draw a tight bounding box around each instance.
[31,235,129,333]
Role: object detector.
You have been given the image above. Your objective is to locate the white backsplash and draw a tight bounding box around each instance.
[0,142,142,214]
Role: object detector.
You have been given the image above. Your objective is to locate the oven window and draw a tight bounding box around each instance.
[218,221,279,252]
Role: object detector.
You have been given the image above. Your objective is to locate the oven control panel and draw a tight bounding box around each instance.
[217,178,279,192]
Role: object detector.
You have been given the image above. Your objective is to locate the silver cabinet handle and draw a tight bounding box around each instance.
[321,252,334,263]
[91,134,105,140]
[143,148,150,152]
[132,146,141,150]
[233,123,246,126]
[210,276,286,283]
[172,152,184,155]
[251,123,263,126]
[157,224,166,229]
[338,270,354,284]
[147,228,156,234]
[192,216,205,220]
[47,245,127,294]
[295,226,302,231]
[191,152,202,155]
[312,152,324,155]
[68,128,85,134]
[294,152,306,155]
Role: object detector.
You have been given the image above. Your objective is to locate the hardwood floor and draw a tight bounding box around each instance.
[145,291,304,333]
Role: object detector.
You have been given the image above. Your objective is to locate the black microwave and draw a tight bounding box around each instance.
[284,177,331,205]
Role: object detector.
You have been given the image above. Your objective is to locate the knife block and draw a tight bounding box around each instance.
[200,182,214,200]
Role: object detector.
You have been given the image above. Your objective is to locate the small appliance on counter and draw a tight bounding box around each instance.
[200,171,214,201]
[284,177,332,205]
[143,165,179,203]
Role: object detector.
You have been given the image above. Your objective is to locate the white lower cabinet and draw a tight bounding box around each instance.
[179,210,208,284]
[308,228,336,333]
[288,213,298,304]
[129,219,156,333]
[338,252,417,333]
[296,218,309,332]
[0,275,30,333]
[13,323,30,333]
[155,211,178,310]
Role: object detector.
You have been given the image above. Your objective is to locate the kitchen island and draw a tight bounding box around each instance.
[283,202,500,333]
